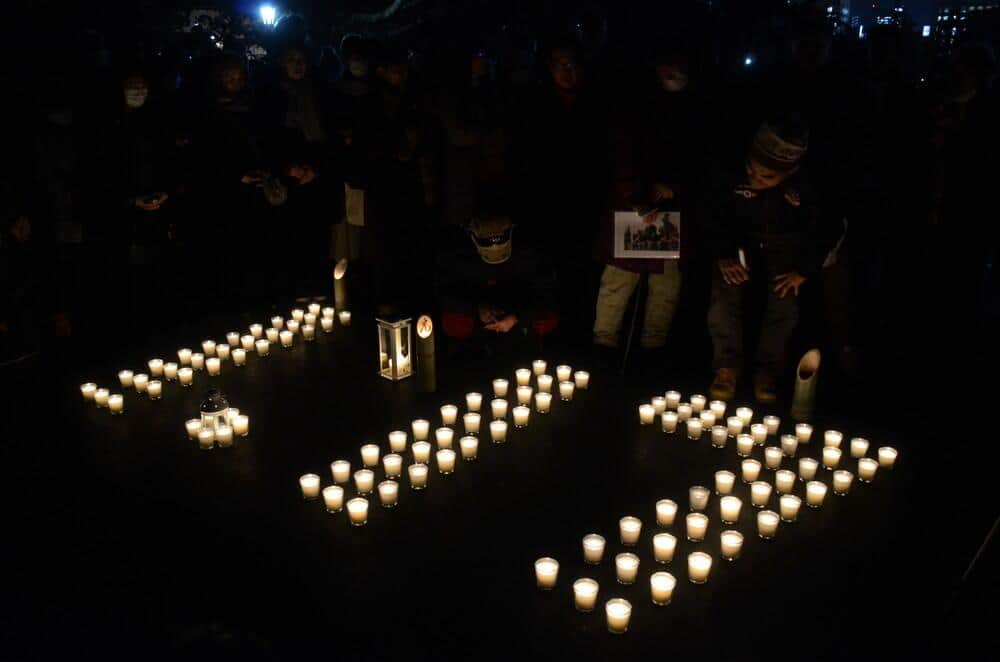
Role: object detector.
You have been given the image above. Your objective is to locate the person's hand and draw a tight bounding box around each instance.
[484,314,518,333]
[10,216,31,243]
[773,272,806,298]
[478,304,501,324]
[652,183,675,201]
[241,171,264,185]
[718,258,749,285]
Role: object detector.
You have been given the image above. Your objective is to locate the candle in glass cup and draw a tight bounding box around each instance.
[711,426,729,448]
[833,470,854,495]
[710,400,727,418]
[216,343,231,360]
[656,499,678,527]
[303,313,317,328]
[715,470,736,495]
[619,516,642,546]
[574,371,590,389]
[661,411,679,433]
[133,373,149,393]
[411,441,432,464]
[338,311,352,326]
[699,410,717,429]
[689,486,710,511]
[536,374,553,394]
[286,321,300,336]
[190,353,204,370]
[118,370,134,388]
[742,459,762,483]
[736,406,753,426]
[750,423,768,445]
[516,386,533,406]
[727,416,744,437]
[676,403,692,422]
[490,420,508,443]
[824,430,844,448]
[720,496,742,524]
[412,419,430,441]
[764,446,783,470]
[573,578,599,612]
[465,392,483,412]
[806,481,828,508]
[686,418,703,439]
[308,302,321,316]
[178,348,192,365]
[559,381,575,401]
[688,552,712,584]
[534,557,558,589]
[361,444,380,468]
[322,306,335,320]
[822,446,842,470]
[513,406,530,428]
[408,463,429,489]
[492,379,509,398]
[735,435,755,458]
[795,423,813,443]
[354,470,375,495]
[81,383,97,400]
[435,427,454,448]
[265,328,279,342]
[378,480,399,508]
[383,454,403,478]
[147,380,162,400]
[582,534,606,564]
[651,396,667,415]
[201,340,216,357]
[799,457,819,481]
[440,405,458,426]
[650,533,677,565]
[302,325,315,340]
[491,398,508,420]
[690,394,707,413]
[347,498,368,526]
[779,494,802,522]
[460,436,479,460]
[206,357,221,376]
[463,412,482,434]
[750,481,773,508]
[436,449,456,474]
[781,434,799,457]
[331,460,351,484]
[551,365,570,383]
[532,360,547,376]
[858,458,878,482]
[185,419,202,439]
[215,425,234,447]
[534,392,552,414]
[230,414,248,437]
[850,437,870,458]
[388,431,408,453]
[760,415,779,436]
[515,368,531,387]
[299,474,320,499]
[321,317,334,332]
[664,390,682,410]
[249,324,263,339]
[878,446,898,469]
[279,330,293,348]
[720,530,744,561]
[606,599,632,634]
[615,553,640,585]
[255,339,270,357]
[164,362,179,380]
[270,316,283,330]
[686,513,708,542]
[224,331,239,347]
[178,367,194,386]
[775,470,796,494]
[241,334,255,350]
[108,394,124,415]
[290,308,304,322]
[757,510,780,539]
[198,428,215,449]
[322,485,344,512]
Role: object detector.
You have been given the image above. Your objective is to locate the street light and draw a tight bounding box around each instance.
[259,5,277,27]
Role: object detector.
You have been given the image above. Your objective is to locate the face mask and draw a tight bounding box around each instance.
[349,60,369,78]
[125,90,148,109]
[661,73,688,92]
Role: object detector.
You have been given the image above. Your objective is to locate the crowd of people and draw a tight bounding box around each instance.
[3,10,998,401]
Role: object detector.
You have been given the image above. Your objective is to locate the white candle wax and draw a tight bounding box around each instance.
[322,306,335,319]
[411,441,432,464]
[615,553,640,585]
[742,459,762,483]
[435,427,454,449]
[215,425,233,447]
[638,404,656,426]
[304,313,317,327]
[490,420,508,443]
[492,379,509,398]
[686,513,708,542]
[720,496,742,523]
[216,344,230,360]
[338,311,352,326]
[833,470,854,495]
[279,330,293,348]
[360,444,380,468]
[308,302,321,316]
[322,485,344,512]
[536,374,553,393]
[515,368,532,386]
[118,370,134,388]
[781,434,799,457]
[190,353,204,370]
[822,446,842,470]
[619,516,642,546]
[321,317,334,332]
[750,481,773,508]
[147,380,162,400]
[291,308,304,322]
[824,430,844,448]
[81,383,97,400]
[490,398,508,420]
[354,469,375,495]
[688,552,713,583]
[878,446,898,469]
[535,557,558,589]
[206,357,221,376]
[460,436,479,460]
[686,418,703,440]
[764,446,783,470]
[299,473,320,499]
[231,350,246,367]
[534,392,552,414]
[330,460,351,484]
[436,449,456,474]
[661,411,679,433]
[690,394,707,413]
[664,390,682,409]
[555,365,572,382]
[185,419,202,439]
[532,359,547,376]
[302,325,315,340]
[177,348,192,365]
[651,396,667,415]
[347,497,368,526]
[656,499,678,527]
[93,387,110,404]
[232,414,249,437]
[383,453,403,478]
[763,415,781,435]
[241,334,255,350]
[517,386,533,406]
[858,458,878,482]
[226,408,240,423]
[806,481,828,508]
[202,340,216,356]
[226,331,241,346]
[775,470,796,494]
[710,400,727,418]
[711,426,729,448]
[676,403,692,422]
[699,411,717,429]
[559,381,575,401]
[736,406,754,426]
[408,463,429,489]
[573,371,590,389]
[255,339,270,357]
[795,423,813,443]
[573,578,599,612]
[440,405,458,426]
[133,373,149,393]
[606,599,632,634]
[582,534,606,564]
[779,494,802,522]
[513,406,530,428]
[715,470,736,495]
[412,419,430,441]
[689,486,710,511]
[388,430,408,453]
[108,394,124,415]
[750,423,768,445]
[850,437,870,458]
[249,324,263,339]
[727,416,744,437]
[757,510,780,539]
[466,392,483,412]
[463,412,482,434]
[265,328,279,342]
[378,480,399,508]
[799,457,819,481]
[271,316,284,330]
[653,532,677,563]
[198,428,215,449]
[720,530,744,560]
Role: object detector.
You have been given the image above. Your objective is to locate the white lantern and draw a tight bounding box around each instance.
[377,316,413,381]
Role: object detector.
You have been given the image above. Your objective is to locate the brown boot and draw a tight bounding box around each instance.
[710,368,738,401]
[754,372,778,404]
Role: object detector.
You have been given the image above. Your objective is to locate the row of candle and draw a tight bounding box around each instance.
[184,409,251,449]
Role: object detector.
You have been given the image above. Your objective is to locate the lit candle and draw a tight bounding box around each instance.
[279,330,293,348]
[231,415,249,437]
[583,534,606,564]
[605,599,632,634]
[750,423,767,445]
[191,353,204,370]
[664,390,681,410]
[299,473,320,499]
[574,578,599,612]
[383,453,403,478]
[715,470,736,495]
[463,412,482,434]
[764,446,783,470]
[255,340,269,357]
[652,532,677,563]
[226,331,240,347]
[686,513,708,542]
[412,419,430,441]
[651,396,667,415]
[690,394,707,413]
[491,398,508,420]
[108,394,124,415]
[271,316,283,330]
[302,325,315,340]
[160,362,177,381]
[686,418,703,440]
[206,357,221,376]
[822,446,842,470]
[241,334,255,351]
[858,458,878,482]
[118,370,134,388]
[360,444,380,468]
[490,420,508,443]
[823,430,843,448]
[435,427,454,449]
[147,380,162,400]
[291,308,304,322]
[574,371,590,389]
[750,481,773,508]
[559,381,575,402]
[388,431,408,453]
[226,409,240,423]
[615,553,640,585]
[80,383,97,400]
[535,557,558,589]
[185,419,202,439]
[727,416,744,437]
[688,551,712,583]
[347,497,368,526]
[466,392,483,412]
[799,457,819,481]
[216,343,230,360]
[493,379,509,398]
[249,324,263,339]
[178,367,194,386]
[532,359,547,376]
[757,510,780,539]
[711,425,729,448]
[515,368,532,386]
[877,446,899,469]
[321,317,334,333]
[215,425,233,447]
[850,437,870,458]
[322,306,335,320]
[338,311,352,326]
[699,410,717,429]
[440,405,458,426]
[177,348,192,365]
[354,469,375,495]
[619,516,642,546]
[534,392,552,414]
[661,411,679,433]
[833,470,854,495]
[710,400,727,418]
[460,435,479,460]
[536,374,553,394]
[265,328,279,342]
[720,496,742,524]
[322,485,344,512]
[308,302,321,316]
[286,319,299,335]
[689,486,710,511]
[656,499,678,527]
[795,423,813,443]
[331,460,351,484]
[780,434,799,457]
[513,406,530,428]
[201,340,216,357]
[411,441,432,464]
[408,463,428,489]
[304,313,317,327]
[736,406,753,426]
[517,386,533,406]
[806,481,828,508]
[133,373,149,393]
[378,480,399,508]
[676,403,692,422]
[198,428,215,450]
[775,470,796,494]
[741,459,762,483]
[720,530,744,561]
[779,494,802,522]
[436,449,456,474]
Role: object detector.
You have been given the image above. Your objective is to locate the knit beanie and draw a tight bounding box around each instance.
[749,115,809,172]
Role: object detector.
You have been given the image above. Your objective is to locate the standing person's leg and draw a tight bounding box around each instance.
[641,261,682,349]
[707,274,744,399]
[593,265,640,348]
[754,287,800,402]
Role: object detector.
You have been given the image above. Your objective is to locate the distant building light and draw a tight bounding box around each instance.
[922,25,931,37]
[743,54,754,67]
[259,5,277,26]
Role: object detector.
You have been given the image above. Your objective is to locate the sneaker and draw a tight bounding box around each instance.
[709,368,738,401]
[754,372,778,404]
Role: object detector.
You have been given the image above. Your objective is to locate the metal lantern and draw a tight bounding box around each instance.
[200,388,230,430]
[377,316,413,381]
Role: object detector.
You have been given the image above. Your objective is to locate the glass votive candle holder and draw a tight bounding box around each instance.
[493,378,509,398]
[108,394,124,415]
[291,308,304,322]
[536,374,553,393]
[720,530,744,561]
[299,473,320,500]
[270,315,283,330]
[650,572,676,606]
[686,418,704,440]
[690,394,707,413]
[559,381,575,401]
[710,425,728,448]
[513,406,530,428]
[198,428,215,450]
[466,392,483,412]
[517,386,533,406]
[764,446,783,470]
[254,340,270,357]
[80,383,97,401]
[556,364,572,382]
[185,419,202,440]
[833,470,854,495]
[491,398,508,420]
[741,459,762,483]
[147,380,162,400]
[534,392,552,414]
[226,331,241,346]
[321,306,334,320]
[302,325,315,340]
[515,368,532,386]
[615,553,640,585]
[664,391,681,410]
[382,453,403,478]
[824,430,844,448]
[652,532,677,563]
[727,416,744,437]
[661,411,679,433]
[133,373,149,393]
[619,516,642,546]
[676,403,692,422]
[408,463,429,489]
[241,334,255,351]
[331,460,351,484]
[190,353,204,370]
[532,359,547,376]
[177,348,192,365]
[736,406,753,426]
[215,425,233,447]
[689,486,710,511]
[232,350,246,366]
[806,481,828,508]
[606,599,632,634]
[878,446,898,469]
[354,470,375,495]
[699,411,717,429]
[822,446,842,470]
[360,444,380,468]
[265,328,279,343]
[574,371,590,389]
[321,317,334,332]
[573,578,599,612]
[639,404,656,425]
[719,496,742,524]
[460,435,479,460]
[233,415,249,437]
[651,396,667,415]
[388,431,408,453]
[709,400,727,418]
[322,485,344,513]
[799,457,819,481]
[775,470,796,494]
[436,449,456,474]
[850,437,870,458]
[780,434,799,457]
[411,441,432,464]
[715,470,736,495]
[757,510,780,539]
[201,340,216,357]
[118,370,134,388]
[688,552,712,584]
[736,434,755,457]
[763,415,780,435]
[490,420,508,443]
[249,324,263,340]
[795,423,813,443]
[858,457,878,483]
[750,481,773,508]
[779,494,802,522]
[279,330,293,348]
[178,367,194,386]
[164,362,179,380]
[535,557,558,589]
[435,427,454,448]
[686,513,708,542]
[463,412,482,434]
[656,499,678,527]
[206,357,221,376]
[750,423,768,445]
[378,480,399,508]
[412,419,430,441]
[347,497,368,526]
[440,405,458,426]
[308,302,321,316]
[582,533,606,564]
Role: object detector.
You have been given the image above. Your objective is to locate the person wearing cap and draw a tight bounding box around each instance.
[705,116,841,403]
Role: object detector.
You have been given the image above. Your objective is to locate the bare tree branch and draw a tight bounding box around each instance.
[351,0,411,24]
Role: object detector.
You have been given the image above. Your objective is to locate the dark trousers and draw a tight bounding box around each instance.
[707,273,799,374]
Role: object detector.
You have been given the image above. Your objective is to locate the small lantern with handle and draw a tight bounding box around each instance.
[377,316,413,381]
